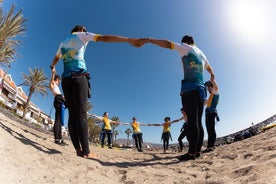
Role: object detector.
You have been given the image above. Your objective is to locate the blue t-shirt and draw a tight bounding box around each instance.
[173,43,210,101]
[56,32,99,78]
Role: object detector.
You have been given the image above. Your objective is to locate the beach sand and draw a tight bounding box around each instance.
[0,111,275,184]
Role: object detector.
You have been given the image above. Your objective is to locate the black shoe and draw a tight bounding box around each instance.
[55,139,65,145]
[108,146,113,149]
[196,152,201,158]
[177,153,196,161]
[138,149,143,152]
[202,147,214,153]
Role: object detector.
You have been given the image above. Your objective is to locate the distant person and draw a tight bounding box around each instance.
[161,117,172,153]
[49,68,66,145]
[144,35,215,161]
[50,25,142,158]
[177,108,189,152]
[101,112,120,149]
[131,117,144,152]
[203,80,219,153]
[151,117,178,153]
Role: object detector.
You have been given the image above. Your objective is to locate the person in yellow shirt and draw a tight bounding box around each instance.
[101,112,120,149]
[161,117,174,153]
[131,117,144,152]
[152,117,179,153]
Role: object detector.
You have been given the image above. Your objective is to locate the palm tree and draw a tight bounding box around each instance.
[111,116,120,145]
[86,100,101,143]
[113,130,120,145]
[86,100,93,113]
[87,115,101,143]
[125,128,132,147]
[0,3,27,67]
[21,67,48,119]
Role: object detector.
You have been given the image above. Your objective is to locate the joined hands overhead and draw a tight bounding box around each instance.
[130,38,150,47]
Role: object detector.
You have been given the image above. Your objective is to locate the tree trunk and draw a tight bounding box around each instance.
[22,91,33,119]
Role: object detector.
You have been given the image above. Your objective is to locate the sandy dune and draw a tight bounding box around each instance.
[0,112,275,184]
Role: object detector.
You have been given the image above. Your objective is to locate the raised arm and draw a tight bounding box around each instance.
[49,68,56,90]
[147,38,174,49]
[206,64,215,81]
[211,79,218,91]
[95,35,146,47]
[50,55,60,70]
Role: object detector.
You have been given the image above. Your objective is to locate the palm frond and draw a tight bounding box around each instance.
[0,4,27,65]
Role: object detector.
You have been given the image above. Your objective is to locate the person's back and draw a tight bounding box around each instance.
[59,32,92,78]
[146,35,215,161]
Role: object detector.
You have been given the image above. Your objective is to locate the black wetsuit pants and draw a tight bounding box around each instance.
[178,129,188,151]
[133,133,143,150]
[181,89,204,154]
[53,95,64,140]
[162,132,170,151]
[62,75,90,155]
[101,130,112,147]
[205,112,217,148]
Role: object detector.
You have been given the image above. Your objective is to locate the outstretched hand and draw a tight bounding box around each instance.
[130,38,150,47]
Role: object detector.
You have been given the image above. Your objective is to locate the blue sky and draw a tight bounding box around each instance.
[2,0,276,144]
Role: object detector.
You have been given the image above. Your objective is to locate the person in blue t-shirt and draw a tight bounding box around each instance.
[203,80,219,153]
[50,25,142,158]
[142,35,215,161]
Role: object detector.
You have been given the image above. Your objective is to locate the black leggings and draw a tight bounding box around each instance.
[162,132,171,151]
[62,76,90,155]
[205,112,217,148]
[181,90,204,154]
[101,130,112,147]
[133,133,143,150]
[53,96,65,140]
[178,129,188,151]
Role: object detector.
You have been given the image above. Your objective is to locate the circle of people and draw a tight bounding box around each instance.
[49,25,219,161]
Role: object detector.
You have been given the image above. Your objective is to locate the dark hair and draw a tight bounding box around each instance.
[204,81,213,88]
[103,112,108,116]
[54,74,60,80]
[180,107,184,112]
[71,25,87,34]
[164,117,170,121]
[181,35,194,45]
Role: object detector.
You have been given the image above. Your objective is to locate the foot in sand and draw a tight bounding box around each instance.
[83,153,98,159]
[202,147,215,153]
[177,153,196,161]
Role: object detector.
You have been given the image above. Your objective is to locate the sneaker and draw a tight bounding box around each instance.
[138,149,143,152]
[108,146,113,149]
[55,139,65,145]
[202,147,214,153]
[177,153,196,161]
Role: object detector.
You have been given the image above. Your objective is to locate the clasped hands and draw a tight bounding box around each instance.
[129,38,151,47]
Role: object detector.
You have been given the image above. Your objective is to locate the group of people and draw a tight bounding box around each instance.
[93,113,146,152]
[49,25,219,161]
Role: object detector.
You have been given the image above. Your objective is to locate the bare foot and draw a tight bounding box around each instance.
[83,153,98,159]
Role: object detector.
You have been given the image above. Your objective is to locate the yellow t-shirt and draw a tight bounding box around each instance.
[132,121,141,133]
[163,122,171,132]
[102,117,111,130]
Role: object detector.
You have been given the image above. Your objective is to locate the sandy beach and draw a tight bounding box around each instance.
[0,111,275,184]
